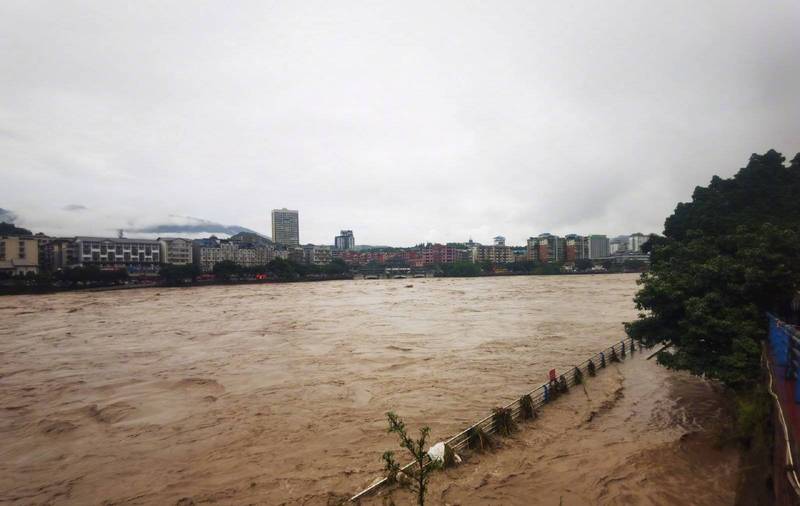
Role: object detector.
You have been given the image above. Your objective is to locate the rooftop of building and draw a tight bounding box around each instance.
[74,236,162,244]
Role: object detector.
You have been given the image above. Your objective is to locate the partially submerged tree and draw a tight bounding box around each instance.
[626,150,800,388]
[385,412,432,506]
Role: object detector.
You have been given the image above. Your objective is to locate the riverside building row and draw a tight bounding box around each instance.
[1,229,650,276]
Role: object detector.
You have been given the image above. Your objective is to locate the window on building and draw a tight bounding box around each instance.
[0,241,5,260]
[18,241,25,259]
[116,245,123,255]
[92,252,100,262]
[132,246,138,255]
[83,243,91,254]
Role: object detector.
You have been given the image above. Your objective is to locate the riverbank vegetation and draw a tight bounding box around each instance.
[625,150,800,501]
[626,150,800,387]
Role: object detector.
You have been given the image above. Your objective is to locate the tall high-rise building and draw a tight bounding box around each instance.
[609,235,630,255]
[588,234,610,259]
[335,230,355,250]
[628,233,648,252]
[564,234,589,262]
[271,208,299,246]
[526,233,565,263]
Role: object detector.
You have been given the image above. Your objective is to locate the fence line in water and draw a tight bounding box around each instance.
[350,336,639,502]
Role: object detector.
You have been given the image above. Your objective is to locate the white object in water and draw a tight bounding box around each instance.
[427,442,462,465]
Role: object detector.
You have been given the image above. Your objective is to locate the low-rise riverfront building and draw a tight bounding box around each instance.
[471,244,514,264]
[0,235,40,275]
[158,237,193,265]
[193,236,275,272]
[71,237,162,274]
[303,244,332,265]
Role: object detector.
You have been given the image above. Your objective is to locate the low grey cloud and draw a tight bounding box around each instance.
[63,204,87,212]
[130,215,261,237]
[1,1,798,245]
[0,208,18,223]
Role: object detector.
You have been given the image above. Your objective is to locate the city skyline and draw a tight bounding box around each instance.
[2,2,799,246]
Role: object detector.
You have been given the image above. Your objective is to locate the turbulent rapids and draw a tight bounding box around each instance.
[0,274,738,505]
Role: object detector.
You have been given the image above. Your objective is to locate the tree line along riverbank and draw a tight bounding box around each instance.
[0,256,647,296]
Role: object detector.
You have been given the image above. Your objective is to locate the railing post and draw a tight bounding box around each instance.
[787,328,796,381]
[774,320,790,367]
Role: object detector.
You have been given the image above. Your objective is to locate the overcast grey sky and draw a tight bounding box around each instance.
[1,1,798,246]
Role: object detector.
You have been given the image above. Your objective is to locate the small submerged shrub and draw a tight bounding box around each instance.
[519,394,537,420]
[610,347,620,363]
[573,367,583,385]
[441,443,457,469]
[382,450,401,484]
[587,359,597,376]
[600,352,606,368]
[621,341,626,358]
[467,425,493,452]
[547,381,560,401]
[385,412,432,506]
[558,374,568,392]
[492,406,516,437]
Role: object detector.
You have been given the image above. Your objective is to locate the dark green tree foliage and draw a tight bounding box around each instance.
[212,260,240,281]
[575,258,594,271]
[626,150,800,388]
[54,266,128,285]
[381,450,401,484]
[437,261,482,277]
[159,263,200,284]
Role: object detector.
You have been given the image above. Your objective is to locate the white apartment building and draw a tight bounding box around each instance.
[628,233,649,252]
[470,244,514,264]
[72,237,162,274]
[158,237,193,265]
[303,244,332,265]
[193,237,276,272]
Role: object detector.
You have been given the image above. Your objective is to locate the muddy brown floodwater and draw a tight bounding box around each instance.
[0,274,738,505]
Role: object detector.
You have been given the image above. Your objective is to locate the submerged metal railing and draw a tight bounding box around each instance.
[350,336,638,502]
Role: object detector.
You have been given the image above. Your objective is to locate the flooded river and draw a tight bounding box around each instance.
[0,274,738,505]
